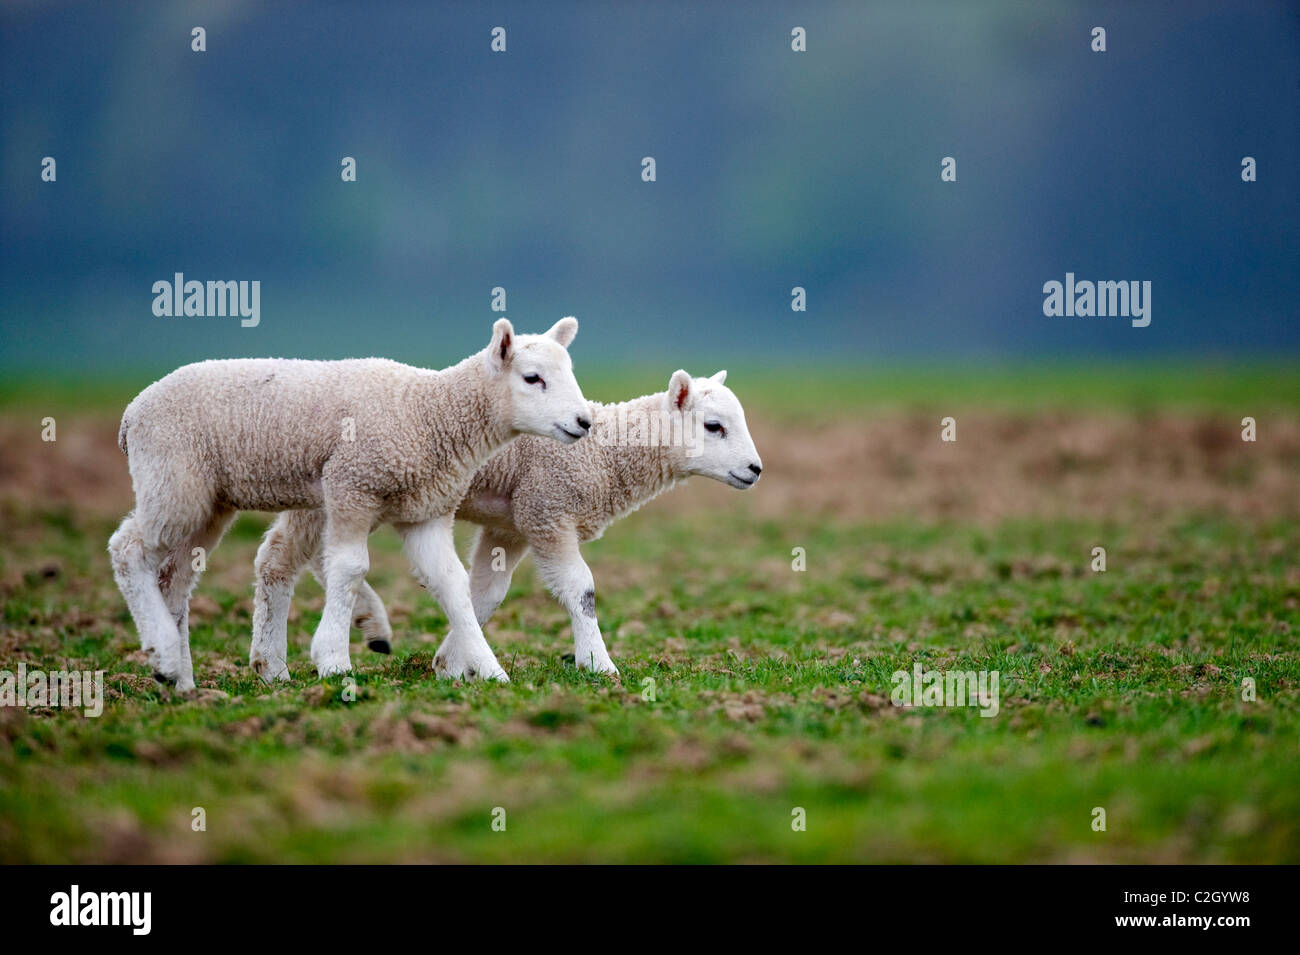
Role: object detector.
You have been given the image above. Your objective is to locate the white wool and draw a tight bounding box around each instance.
[256,370,762,675]
[109,318,588,689]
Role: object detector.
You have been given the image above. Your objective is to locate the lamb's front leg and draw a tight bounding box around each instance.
[533,537,618,676]
[306,556,393,654]
[400,516,508,682]
[310,512,372,678]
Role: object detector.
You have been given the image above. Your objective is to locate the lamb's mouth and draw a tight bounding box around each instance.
[555,423,584,442]
[727,470,757,488]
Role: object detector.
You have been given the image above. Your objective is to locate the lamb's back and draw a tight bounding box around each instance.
[122,357,429,510]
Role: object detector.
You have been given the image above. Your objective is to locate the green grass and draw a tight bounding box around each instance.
[1,506,1296,863]
[4,358,1300,418]
[1,364,1297,862]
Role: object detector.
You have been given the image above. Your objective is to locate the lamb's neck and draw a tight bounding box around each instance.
[419,354,513,472]
[595,393,684,516]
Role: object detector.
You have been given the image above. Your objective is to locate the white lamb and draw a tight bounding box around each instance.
[253,369,762,676]
[109,318,590,691]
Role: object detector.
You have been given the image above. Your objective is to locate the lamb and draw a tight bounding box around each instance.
[108,317,591,691]
[253,369,762,677]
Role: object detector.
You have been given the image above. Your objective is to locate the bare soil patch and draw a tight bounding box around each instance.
[1,409,1295,528]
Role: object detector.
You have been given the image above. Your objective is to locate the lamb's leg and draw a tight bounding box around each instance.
[307,557,393,654]
[400,516,508,682]
[468,528,529,626]
[159,508,235,687]
[259,509,391,664]
[309,511,372,678]
[110,514,189,688]
[533,536,618,676]
[354,579,392,654]
[252,510,322,682]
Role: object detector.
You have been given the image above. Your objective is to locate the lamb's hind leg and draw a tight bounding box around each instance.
[468,528,529,626]
[252,510,321,682]
[110,514,190,688]
[533,535,618,676]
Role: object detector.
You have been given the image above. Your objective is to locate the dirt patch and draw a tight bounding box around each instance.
[685,410,1300,525]
[1,408,1296,527]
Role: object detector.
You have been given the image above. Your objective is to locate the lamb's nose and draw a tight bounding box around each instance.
[576,415,591,433]
[748,463,762,476]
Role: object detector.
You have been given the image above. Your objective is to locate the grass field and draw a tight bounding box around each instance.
[2,365,1298,863]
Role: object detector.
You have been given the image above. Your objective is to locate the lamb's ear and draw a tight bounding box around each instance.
[489,318,514,368]
[710,370,727,384]
[547,316,578,348]
[666,369,692,411]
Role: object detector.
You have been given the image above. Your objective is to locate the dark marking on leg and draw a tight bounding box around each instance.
[157,556,177,591]
[580,589,596,618]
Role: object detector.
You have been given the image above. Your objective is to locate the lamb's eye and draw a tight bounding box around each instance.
[523,373,544,387]
[704,421,725,436]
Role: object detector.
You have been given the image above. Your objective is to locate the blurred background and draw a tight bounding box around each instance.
[3,1,1300,865]
[2,0,1297,376]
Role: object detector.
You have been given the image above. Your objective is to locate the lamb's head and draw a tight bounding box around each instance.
[486,317,591,444]
[666,369,763,489]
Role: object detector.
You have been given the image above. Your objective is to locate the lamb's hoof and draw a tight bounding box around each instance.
[251,656,291,685]
[367,638,392,655]
[152,659,185,684]
[432,652,509,683]
[153,669,198,693]
[435,663,510,683]
[314,657,352,679]
[572,648,619,676]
